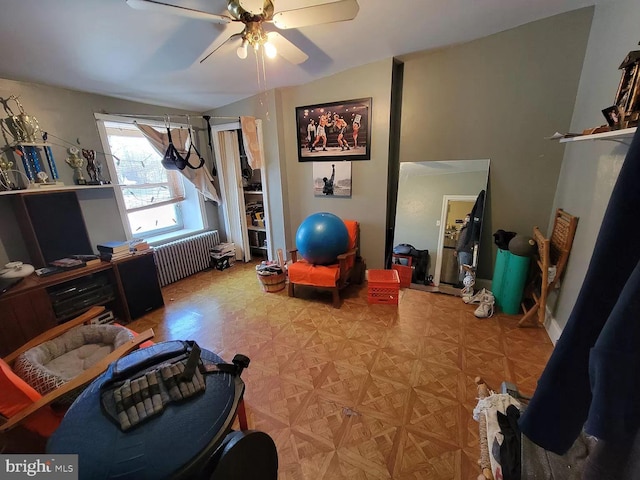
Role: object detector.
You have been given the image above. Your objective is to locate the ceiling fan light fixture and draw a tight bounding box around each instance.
[237,40,248,59]
[264,41,277,59]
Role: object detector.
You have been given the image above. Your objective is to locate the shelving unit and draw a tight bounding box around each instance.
[244,168,269,258]
[558,126,636,143]
[0,184,115,196]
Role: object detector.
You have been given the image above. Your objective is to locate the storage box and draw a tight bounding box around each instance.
[367,269,400,305]
[392,264,412,288]
[210,253,235,271]
[210,242,236,256]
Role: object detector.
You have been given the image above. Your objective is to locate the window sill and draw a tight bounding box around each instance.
[143,229,208,247]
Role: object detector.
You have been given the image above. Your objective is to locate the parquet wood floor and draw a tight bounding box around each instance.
[128,262,554,479]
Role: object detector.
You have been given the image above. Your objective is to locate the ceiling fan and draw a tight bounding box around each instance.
[126,0,360,65]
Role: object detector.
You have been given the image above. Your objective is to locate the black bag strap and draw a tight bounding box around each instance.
[203,115,217,177]
[162,127,187,171]
[183,128,205,170]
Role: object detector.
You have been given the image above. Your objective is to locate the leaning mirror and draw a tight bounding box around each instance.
[392,159,490,295]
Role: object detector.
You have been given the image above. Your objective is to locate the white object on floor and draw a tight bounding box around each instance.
[473,393,521,479]
[464,288,493,304]
[474,293,495,318]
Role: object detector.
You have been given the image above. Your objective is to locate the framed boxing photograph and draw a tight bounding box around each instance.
[295,97,371,162]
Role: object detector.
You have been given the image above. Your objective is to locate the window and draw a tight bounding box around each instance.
[96,116,206,239]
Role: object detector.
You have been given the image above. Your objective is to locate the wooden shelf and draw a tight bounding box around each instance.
[2,262,113,296]
[248,226,266,232]
[559,127,636,143]
[243,190,264,194]
[0,184,116,196]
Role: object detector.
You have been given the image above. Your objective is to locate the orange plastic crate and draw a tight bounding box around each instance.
[367,269,400,305]
[392,264,412,288]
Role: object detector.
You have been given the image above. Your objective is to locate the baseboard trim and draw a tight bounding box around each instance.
[543,307,563,345]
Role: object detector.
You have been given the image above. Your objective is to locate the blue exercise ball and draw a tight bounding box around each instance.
[296,212,350,265]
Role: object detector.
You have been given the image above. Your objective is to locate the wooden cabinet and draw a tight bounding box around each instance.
[0,288,56,356]
[0,254,163,357]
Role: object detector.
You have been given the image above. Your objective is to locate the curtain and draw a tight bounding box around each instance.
[240,116,263,169]
[217,130,250,262]
[136,124,220,204]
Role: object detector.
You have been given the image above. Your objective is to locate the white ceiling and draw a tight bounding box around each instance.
[0,0,594,111]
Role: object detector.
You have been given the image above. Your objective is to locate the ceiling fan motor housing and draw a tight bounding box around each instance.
[243,22,268,48]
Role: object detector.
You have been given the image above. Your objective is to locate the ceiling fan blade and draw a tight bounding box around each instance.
[200,32,243,64]
[237,0,264,15]
[272,0,359,30]
[267,32,308,65]
[126,0,232,24]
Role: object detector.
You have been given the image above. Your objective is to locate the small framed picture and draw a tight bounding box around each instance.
[602,105,623,128]
[313,162,352,197]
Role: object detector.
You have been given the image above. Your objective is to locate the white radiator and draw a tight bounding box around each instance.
[154,231,220,286]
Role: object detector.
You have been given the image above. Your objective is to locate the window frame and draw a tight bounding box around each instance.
[95,113,208,241]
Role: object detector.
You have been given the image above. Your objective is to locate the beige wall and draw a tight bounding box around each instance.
[0,78,216,266]
[277,59,394,269]
[398,8,593,278]
[211,61,393,269]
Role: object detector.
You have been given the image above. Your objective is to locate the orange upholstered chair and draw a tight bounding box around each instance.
[0,306,153,452]
[288,219,362,308]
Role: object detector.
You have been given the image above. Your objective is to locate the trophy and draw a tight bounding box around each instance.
[0,96,61,186]
[1,95,41,143]
[0,156,16,190]
[66,147,86,185]
[83,149,100,185]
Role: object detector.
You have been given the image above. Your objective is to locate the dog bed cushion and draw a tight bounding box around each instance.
[13,324,134,399]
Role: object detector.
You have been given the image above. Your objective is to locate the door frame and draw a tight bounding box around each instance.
[210,120,272,262]
[433,194,478,286]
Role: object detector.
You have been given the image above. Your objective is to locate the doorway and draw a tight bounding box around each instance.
[433,195,477,286]
[211,121,273,262]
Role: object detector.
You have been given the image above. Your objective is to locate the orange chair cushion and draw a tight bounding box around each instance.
[288,260,340,287]
[0,359,62,437]
[344,220,358,250]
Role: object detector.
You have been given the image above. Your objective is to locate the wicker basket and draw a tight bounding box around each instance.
[257,272,286,292]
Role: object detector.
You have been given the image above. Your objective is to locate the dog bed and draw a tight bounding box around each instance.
[13,324,134,404]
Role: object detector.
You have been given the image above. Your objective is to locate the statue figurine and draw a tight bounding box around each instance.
[65,146,86,185]
[83,149,99,185]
